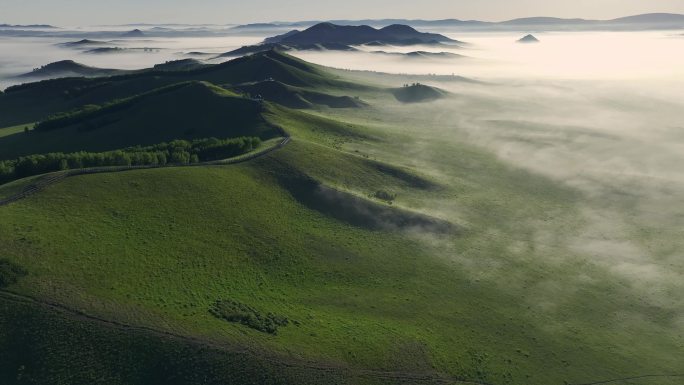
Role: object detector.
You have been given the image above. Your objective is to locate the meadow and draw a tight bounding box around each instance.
[0,33,682,385]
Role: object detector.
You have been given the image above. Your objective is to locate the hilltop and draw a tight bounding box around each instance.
[121,29,145,37]
[391,83,446,103]
[18,60,126,79]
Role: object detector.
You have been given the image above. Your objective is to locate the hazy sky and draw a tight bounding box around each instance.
[2,0,684,25]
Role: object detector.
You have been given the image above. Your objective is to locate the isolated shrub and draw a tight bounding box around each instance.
[372,190,397,202]
[209,299,289,335]
[0,259,28,288]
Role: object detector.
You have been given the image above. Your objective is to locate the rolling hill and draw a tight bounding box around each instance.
[231,80,367,109]
[18,60,126,80]
[0,81,279,159]
[58,39,114,48]
[218,42,358,58]
[391,83,446,103]
[0,50,366,127]
[0,49,681,385]
[153,59,207,71]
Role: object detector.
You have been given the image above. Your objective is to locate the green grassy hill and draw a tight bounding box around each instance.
[0,81,279,159]
[0,50,365,127]
[232,80,367,109]
[0,51,681,385]
[1,137,680,385]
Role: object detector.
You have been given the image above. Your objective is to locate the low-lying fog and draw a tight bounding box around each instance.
[1,27,683,321]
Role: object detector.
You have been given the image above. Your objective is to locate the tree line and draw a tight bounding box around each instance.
[0,136,261,185]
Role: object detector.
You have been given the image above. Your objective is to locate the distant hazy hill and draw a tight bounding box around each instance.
[372,51,465,59]
[501,17,589,26]
[232,13,684,31]
[58,39,113,48]
[611,13,684,24]
[220,23,460,58]
[18,60,126,79]
[517,34,540,43]
[391,84,446,103]
[121,29,145,37]
[269,23,458,46]
[218,42,357,58]
[0,24,56,29]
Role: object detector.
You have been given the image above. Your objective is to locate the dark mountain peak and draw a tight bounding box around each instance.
[518,34,540,43]
[122,29,145,37]
[60,39,112,47]
[264,22,456,46]
[309,22,337,30]
[263,29,300,44]
[40,60,88,70]
[381,24,419,34]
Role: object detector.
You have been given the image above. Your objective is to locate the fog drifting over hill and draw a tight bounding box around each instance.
[1,27,683,321]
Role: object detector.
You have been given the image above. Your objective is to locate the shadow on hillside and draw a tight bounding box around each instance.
[277,171,454,234]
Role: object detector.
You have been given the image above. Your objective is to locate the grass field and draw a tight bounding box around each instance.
[0,51,682,385]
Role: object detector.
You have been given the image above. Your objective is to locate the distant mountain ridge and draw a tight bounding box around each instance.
[232,13,684,31]
[267,23,458,45]
[0,23,56,29]
[219,23,460,57]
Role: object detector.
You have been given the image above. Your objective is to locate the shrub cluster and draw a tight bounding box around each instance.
[0,259,28,288]
[0,136,260,185]
[372,190,397,203]
[209,299,289,335]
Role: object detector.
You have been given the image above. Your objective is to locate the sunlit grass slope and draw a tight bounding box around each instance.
[1,131,681,384]
[0,53,681,385]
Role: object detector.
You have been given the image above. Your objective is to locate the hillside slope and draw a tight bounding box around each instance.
[18,60,125,80]
[232,80,366,109]
[0,50,365,127]
[0,81,279,159]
